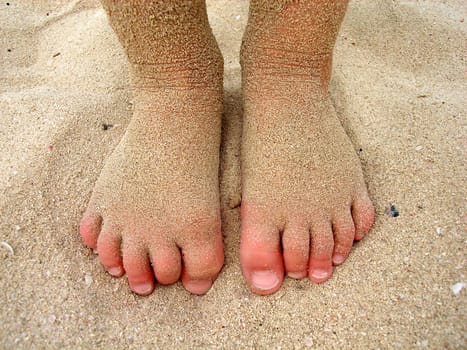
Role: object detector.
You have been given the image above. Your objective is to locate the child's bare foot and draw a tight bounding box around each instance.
[239,0,374,295]
[80,0,224,295]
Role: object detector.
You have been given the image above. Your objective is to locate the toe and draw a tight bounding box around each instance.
[122,239,155,296]
[79,213,102,249]
[332,210,355,266]
[240,207,284,295]
[352,194,375,241]
[282,222,310,279]
[150,243,182,285]
[308,221,334,283]
[97,224,124,277]
[180,233,224,295]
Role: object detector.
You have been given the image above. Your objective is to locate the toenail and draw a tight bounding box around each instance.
[133,282,153,295]
[108,266,123,277]
[251,270,280,290]
[185,279,213,295]
[333,255,345,265]
[311,269,330,280]
[288,272,306,279]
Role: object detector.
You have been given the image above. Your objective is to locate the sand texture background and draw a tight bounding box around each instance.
[1,0,466,348]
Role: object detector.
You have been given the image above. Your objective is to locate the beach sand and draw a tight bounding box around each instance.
[0,0,465,348]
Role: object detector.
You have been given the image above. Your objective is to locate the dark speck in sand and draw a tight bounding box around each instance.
[102,123,113,131]
[388,204,399,217]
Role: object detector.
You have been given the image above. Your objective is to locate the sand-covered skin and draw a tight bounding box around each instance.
[1,0,466,348]
[240,0,374,294]
[80,0,225,296]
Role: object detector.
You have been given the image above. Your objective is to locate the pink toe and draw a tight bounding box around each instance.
[151,244,182,285]
[183,279,213,295]
[352,195,375,241]
[181,233,224,295]
[122,242,155,296]
[96,226,123,277]
[332,211,356,266]
[282,223,310,279]
[240,204,284,295]
[250,270,280,290]
[309,222,334,283]
[79,214,102,249]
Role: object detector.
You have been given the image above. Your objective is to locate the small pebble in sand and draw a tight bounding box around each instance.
[387,204,399,217]
[435,227,442,235]
[304,336,314,347]
[451,282,465,295]
[417,339,428,347]
[1,241,14,255]
[415,145,423,151]
[84,274,93,286]
[102,123,114,131]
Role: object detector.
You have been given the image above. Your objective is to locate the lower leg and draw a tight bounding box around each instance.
[101,0,222,88]
[239,0,374,295]
[241,0,348,91]
[80,0,224,296]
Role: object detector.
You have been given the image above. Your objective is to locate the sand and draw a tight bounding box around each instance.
[0,0,465,348]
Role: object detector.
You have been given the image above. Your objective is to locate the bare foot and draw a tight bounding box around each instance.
[80,85,223,296]
[239,0,374,295]
[80,0,224,295]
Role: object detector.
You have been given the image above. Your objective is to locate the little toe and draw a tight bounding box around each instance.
[96,225,124,277]
[282,223,310,279]
[352,194,375,241]
[332,210,356,266]
[240,211,284,295]
[79,213,102,249]
[122,240,155,296]
[180,234,224,295]
[308,222,334,283]
[150,243,182,285]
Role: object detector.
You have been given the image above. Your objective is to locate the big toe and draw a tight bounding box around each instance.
[180,233,224,295]
[240,207,284,295]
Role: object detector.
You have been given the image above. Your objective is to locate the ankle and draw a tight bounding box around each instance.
[129,47,223,91]
[240,0,347,89]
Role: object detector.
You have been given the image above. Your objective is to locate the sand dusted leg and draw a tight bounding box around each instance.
[240,0,375,295]
[80,0,224,295]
